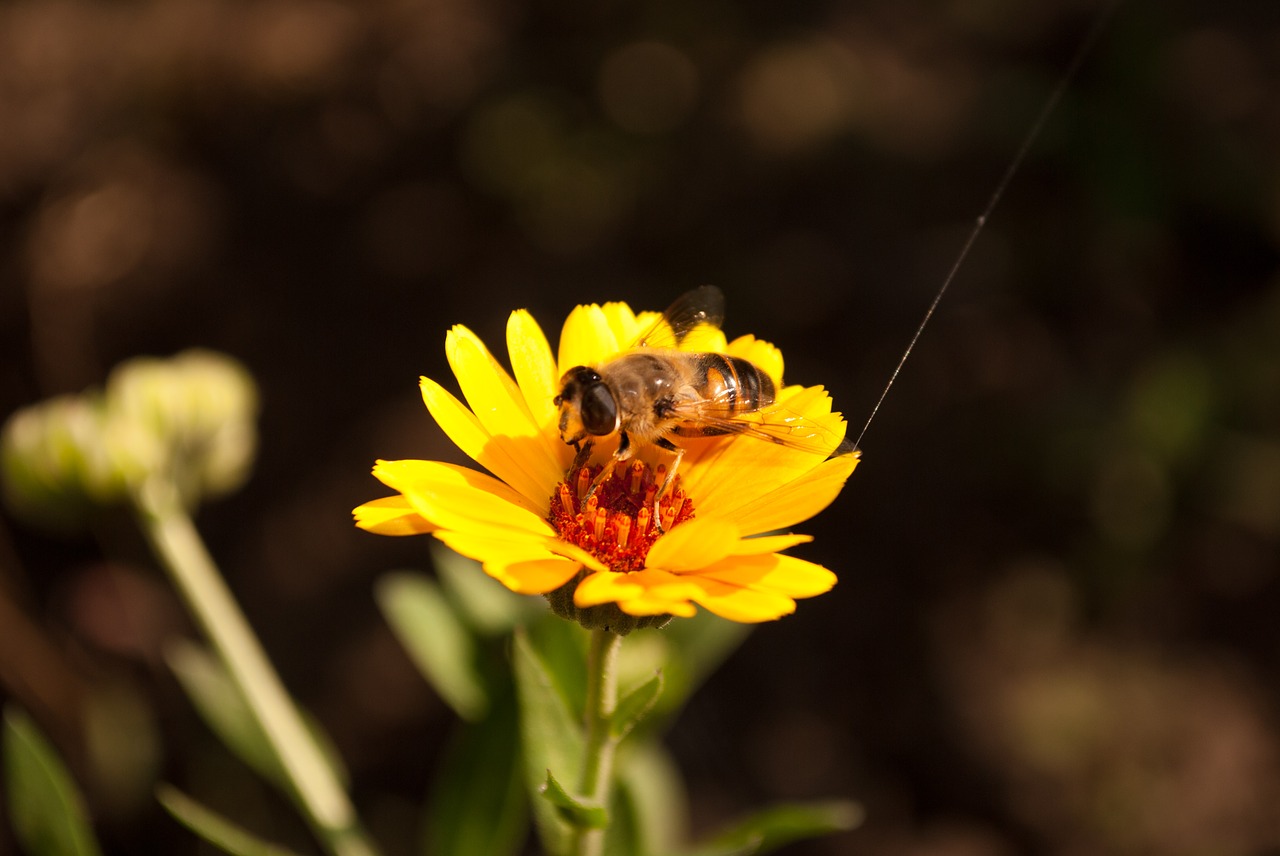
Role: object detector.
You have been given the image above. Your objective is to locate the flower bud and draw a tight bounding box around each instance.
[1,394,123,530]
[103,350,258,507]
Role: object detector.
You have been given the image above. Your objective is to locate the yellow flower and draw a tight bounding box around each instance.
[354,298,858,627]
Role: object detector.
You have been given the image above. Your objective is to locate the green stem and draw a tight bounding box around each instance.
[570,628,623,856]
[132,479,380,856]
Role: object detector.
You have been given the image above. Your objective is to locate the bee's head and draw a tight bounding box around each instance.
[555,366,619,443]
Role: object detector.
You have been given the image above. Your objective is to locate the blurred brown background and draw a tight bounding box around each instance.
[4,0,1280,853]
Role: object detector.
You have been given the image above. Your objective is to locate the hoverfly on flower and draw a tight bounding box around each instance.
[555,285,846,527]
[355,289,856,626]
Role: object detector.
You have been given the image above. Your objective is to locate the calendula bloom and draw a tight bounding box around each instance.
[354,298,857,629]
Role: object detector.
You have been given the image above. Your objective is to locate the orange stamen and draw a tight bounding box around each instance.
[546,461,696,573]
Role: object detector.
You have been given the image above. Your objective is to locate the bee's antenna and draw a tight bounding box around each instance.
[853,0,1122,452]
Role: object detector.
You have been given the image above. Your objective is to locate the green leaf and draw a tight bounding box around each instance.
[164,641,349,794]
[540,770,607,829]
[610,740,687,856]
[513,628,584,856]
[657,614,750,718]
[3,706,104,856]
[156,785,302,856]
[425,680,527,856]
[376,571,488,720]
[431,542,530,636]
[166,641,278,784]
[610,672,663,741]
[693,800,863,856]
[526,615,588,716]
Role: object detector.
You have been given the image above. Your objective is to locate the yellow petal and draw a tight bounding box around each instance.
[618,594,698,618]
[678,386,847,515]
[600,302,642,346]
[699,552,836,598]
[380,462,555,537]
[573,570,640,605]
[558,304,621,374]
[729,533,813,555]
[507,310,572,469]
[433,530,582,593]
[644,517,740,572]
[684,575,797,622]
[352,495,437,535]
[446,326,564,493]
[726,334,784,387]
[727,452,859,535]
[496,558,586,594]
[573,568,700,607]
[419,376,553,506]
[372,458,540,515]
[542,538,611,572]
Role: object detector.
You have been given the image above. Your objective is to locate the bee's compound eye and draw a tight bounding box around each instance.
[580,383,618,436]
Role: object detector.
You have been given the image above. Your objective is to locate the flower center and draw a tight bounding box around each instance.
[547,461,696,572]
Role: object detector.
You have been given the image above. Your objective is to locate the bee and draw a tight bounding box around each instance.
[554,285,844,520]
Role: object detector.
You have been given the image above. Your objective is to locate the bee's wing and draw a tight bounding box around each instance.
[668,393,848,458]
[633,285,726,350]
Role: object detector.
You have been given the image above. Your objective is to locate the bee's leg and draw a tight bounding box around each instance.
[569,440,594,475]
[652,437,684,533]
[587,432,631,498]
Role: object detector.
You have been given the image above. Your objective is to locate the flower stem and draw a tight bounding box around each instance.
[132,478,380,856]
[571,628,623,856]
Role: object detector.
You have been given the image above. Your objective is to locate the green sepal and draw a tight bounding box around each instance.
[3,705,104,856]
[156,784,302,856]
[540,770,608,830]
[610,671,663,740]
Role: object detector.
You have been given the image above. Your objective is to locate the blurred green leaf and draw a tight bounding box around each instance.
[691,800,863,856]
[166,641,278,783]
[644,614,750,726]
[540,770,607,829]
[611,672,663,740]
[3,706,104,856]
[431,542,531,636]
[156,784,302,856]
[425,681,527,856]
[610,740,687,856]
[526,615,589,716]
[376,571,488,720]
[165,641,349,793]
[513,628,584,855]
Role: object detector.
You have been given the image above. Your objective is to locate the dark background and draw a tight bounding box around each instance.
[3,0,1280,853]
